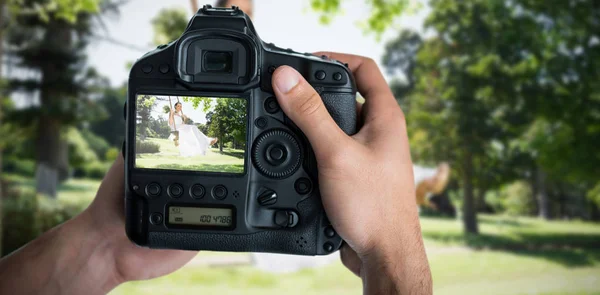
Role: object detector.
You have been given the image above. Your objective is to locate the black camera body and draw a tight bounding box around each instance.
[124,5,356,255]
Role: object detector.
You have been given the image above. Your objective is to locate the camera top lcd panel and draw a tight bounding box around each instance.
[124,5,357,255]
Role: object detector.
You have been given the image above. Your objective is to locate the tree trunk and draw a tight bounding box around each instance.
[35,117,62,198]
[35,22,72,198]
[476,187,487,213]
[590,200,600,221]
[219,135,224,153]
[0,0,6,257]
[535,166,551,220]
[462,147,478,234]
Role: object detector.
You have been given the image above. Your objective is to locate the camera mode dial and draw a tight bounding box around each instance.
[252,130,301,179]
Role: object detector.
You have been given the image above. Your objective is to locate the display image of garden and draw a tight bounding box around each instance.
[1,0,599,294]
[135,95,246,173]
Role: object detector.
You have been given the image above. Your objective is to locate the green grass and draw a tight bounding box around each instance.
[112,260,363,295]
[4,174,99,208]
[110,247,600,295]
[421,215,600,251]
[136,138,244,173]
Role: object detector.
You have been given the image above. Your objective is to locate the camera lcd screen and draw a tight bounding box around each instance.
[168,206,233,227]
[134,94,247,174]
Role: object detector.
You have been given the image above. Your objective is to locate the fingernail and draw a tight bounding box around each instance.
[274,67,301,93]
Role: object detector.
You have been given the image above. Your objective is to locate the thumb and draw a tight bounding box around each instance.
[272,66,349,159]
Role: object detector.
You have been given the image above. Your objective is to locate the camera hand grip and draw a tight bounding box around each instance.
[319,91,357,136]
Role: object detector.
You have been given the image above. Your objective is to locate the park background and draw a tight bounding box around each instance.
[0,0,599,294]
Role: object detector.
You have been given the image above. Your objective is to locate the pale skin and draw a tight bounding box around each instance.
[169,103,188,126]
[0,53,432,295]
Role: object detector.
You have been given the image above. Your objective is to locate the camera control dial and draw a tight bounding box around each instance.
[252,130,301,179]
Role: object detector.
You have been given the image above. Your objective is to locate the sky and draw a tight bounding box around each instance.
[87,0,428,87]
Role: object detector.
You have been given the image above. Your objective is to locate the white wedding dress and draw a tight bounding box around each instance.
[168,112,211,157]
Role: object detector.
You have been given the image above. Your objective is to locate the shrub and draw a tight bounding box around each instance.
[72,161,110,179]
[104,147,120,161]
[1,183,38,256]
[84,162,110,179]
[136,140,160,154]
[66,127,99,168]
[81,129,111,160]
[2,157,36,177]
[1,180,86,256]
[486,181,536,216]
[502,181,535,216]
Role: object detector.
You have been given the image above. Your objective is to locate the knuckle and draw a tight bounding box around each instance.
[364,57,377,68]
[293,91,323,117]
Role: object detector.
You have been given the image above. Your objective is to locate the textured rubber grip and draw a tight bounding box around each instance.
[319,91,357,135]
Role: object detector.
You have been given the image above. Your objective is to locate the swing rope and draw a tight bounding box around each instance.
[168,96,177,131]
[177,97,185,123]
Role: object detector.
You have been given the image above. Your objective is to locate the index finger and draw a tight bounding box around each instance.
[314,51,398,121]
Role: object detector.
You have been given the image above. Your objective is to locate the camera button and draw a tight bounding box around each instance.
[190,184,205,199]
[323,242,334,253]
[255,117,268,129]
[141,64,153,74]
[265,144,287,166]
[333,72,343,81]
[294,178,312,195]
[167,183,184,198]
[264,97,280,114]
[315,70,326,80]
[274,210,298,228]
[212,185,228,200]
[257,189,277,206]
[145,182,161,198]
[324,226,336,238]
[268,66,276,74]
[150,213,163,225]
[159,64,170,74]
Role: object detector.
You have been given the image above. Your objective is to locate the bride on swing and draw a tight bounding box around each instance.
[168,102,218,157]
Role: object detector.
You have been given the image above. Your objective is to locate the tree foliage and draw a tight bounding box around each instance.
[151,7,188,45]
[381,0,600,227]
[310,0,413,37]
[183,97,247,152]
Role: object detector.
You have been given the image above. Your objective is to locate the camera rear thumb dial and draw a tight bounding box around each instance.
[252,130,301,179]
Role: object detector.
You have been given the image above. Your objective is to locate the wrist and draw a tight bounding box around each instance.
[55,211,123,294]
[360,213,432,295]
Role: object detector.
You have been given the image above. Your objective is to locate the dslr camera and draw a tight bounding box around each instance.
[124,5,356,255]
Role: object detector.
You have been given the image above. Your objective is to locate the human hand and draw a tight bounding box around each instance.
[271,53,432,294]
[82,155,197,284]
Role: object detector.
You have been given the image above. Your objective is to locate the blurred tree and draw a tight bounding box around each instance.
[513,0,600,219]
[89,86,126,147]
[381,0,600,225]
[3,0,116,197]
[151,7,188,46]
[310,0,413,38]
[0,0,102,254]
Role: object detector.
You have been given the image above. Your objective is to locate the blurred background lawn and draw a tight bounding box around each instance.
[1,0,600,294]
